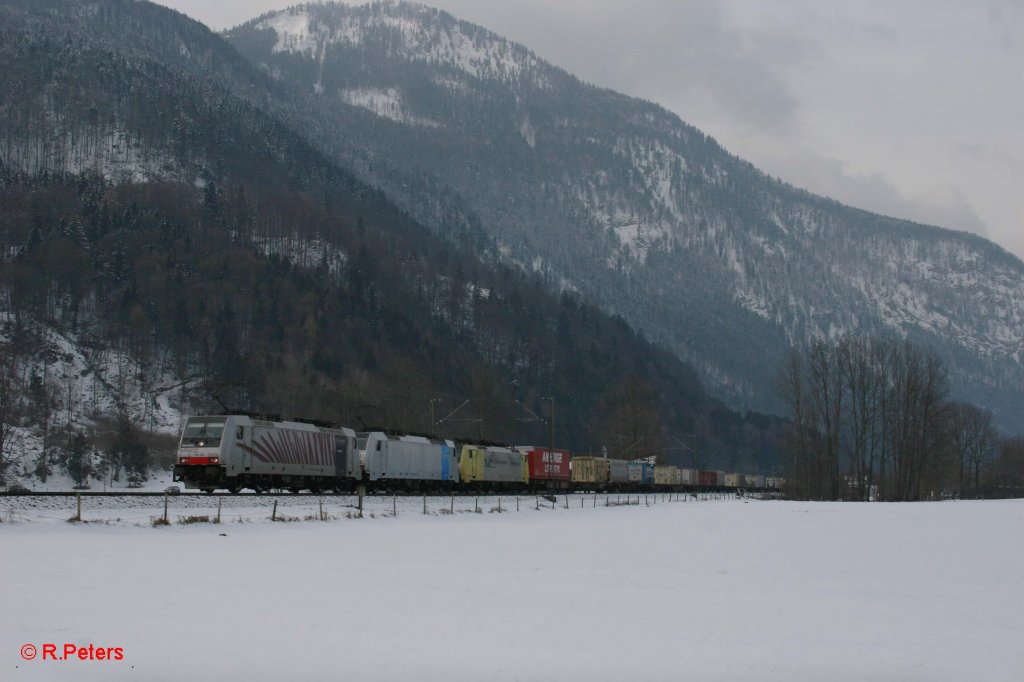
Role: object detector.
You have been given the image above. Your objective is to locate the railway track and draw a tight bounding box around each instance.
[0,491,330,498]
[0,490,621,498]
[0,489,737,499]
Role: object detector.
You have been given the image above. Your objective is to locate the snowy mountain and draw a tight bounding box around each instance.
[226,2,1024,427]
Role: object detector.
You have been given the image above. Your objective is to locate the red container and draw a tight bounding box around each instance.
[519,446,571,482]
[698,470,718,487]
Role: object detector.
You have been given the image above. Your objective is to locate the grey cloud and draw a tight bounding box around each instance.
[437,0,803,134]
[761,145,990,237]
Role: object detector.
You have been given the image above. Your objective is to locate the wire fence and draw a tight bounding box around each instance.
[0,490,739,526]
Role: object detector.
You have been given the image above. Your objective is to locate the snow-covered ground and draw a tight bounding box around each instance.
[12,469,177,494]
[2,497,1021,681]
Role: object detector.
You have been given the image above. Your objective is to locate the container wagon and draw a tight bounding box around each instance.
[608,459,630,486]
[571,457,611,488]
[698,470,718,487]
[627,461,654,486]
[679,468,698,486]
[653,465,677,486]
[518,446,571,489]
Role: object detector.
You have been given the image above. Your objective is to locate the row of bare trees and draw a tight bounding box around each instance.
[778,335,1003,501]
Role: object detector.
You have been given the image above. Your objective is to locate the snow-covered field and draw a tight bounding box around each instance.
[2,497,1021,681]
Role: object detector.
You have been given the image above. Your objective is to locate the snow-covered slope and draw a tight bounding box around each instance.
[255,3,552,86]
[0,314,188,484]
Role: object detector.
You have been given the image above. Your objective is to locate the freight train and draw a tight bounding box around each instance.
[172,414,783,494]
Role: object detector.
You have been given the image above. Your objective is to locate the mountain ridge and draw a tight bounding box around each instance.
[224,1,1024,427]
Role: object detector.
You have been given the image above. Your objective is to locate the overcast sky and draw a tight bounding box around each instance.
[156,0,1024,260]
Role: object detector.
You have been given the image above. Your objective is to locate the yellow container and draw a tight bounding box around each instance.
[654,465,676,486]
[571,457,610,484]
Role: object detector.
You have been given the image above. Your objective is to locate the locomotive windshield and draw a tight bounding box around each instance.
[181,417,227,447]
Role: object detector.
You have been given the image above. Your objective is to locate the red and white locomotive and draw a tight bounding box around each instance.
[173,415,358,493]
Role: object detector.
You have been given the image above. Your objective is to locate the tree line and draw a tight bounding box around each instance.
[778,335,1021,500]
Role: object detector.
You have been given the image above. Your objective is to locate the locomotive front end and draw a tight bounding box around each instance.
[173,416,229,492]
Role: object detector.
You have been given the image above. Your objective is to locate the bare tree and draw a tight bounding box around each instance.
[807,341,844,499]
[778,335,954,501]
[839,337,885,500]
[878,340,949,500]
[948,402,998,498]
[984,437,1024,497]
[0,335,22,484]
[596,375,665,461]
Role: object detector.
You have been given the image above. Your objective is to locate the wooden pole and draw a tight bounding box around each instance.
[358,485,365,518]
[423,495,427,515]
[217,497,222,524]
[163,492,168,524]
[272,499,278,521]
[393,494,397,516]
[75,492,81,521]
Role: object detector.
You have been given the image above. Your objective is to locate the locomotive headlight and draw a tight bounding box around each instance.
[211,457,220,463]
[179,458,187,464]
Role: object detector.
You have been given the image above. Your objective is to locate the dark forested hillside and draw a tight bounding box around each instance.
[0,0,783,479]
